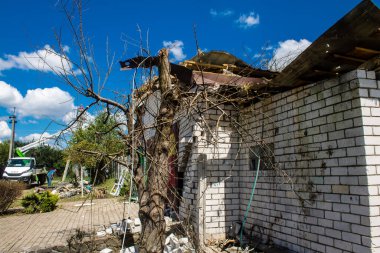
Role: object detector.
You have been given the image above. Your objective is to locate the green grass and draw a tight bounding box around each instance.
[9,177,120,210]
[10,188,34,209]
[97,178,117,192]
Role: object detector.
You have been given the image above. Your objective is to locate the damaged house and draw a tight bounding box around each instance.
[124,0,380,252]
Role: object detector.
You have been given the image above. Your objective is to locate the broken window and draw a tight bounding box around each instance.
[249,143,274,171]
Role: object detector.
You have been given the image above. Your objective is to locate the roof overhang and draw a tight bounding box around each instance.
[271,0,380,88]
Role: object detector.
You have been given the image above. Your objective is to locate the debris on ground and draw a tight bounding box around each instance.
[120,245,137,253]
[49,181,95,198]
[164,233,194,253]
[97,230,107,237]
[73,203,95,207]
[100,248,114,253]
[51,182,81,198]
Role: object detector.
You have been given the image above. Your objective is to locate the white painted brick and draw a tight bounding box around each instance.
[334,239,353,251]
[337,138,355,148]
[358,88,369,97]
[366,71,376,79]
[327,112,343,123]
[341,213,360,224]
[325,211,341,220]
[340,177,359,186]
[352,244,371,253]
[319,235,334,246]
[359,78,377,88]
[311,242,326,252]
[326,95,342,106]
[329,130,345,140]
[332,185,349,194]
[340,70,362,83]
[324,78,340,89]
[326,228,342,239]
[350,186,370,195]
[360,97,380,107]
[318,218,333,228]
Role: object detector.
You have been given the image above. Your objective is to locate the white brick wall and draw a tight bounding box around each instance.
[179,69,380,252]
[178,102,241,243]
[238,70,380,252]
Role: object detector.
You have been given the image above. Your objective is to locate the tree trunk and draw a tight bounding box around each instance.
[137,49,176,253]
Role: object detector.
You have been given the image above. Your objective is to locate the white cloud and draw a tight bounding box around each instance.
[19,132,52,143]
[163,40,186,62]
[62,107,95,130]
[0,81,23,107]
[62,110,77,124]
[0,81,76,121]
[210,9,234,17]
[269,39,311,71]
[17,87,75,119]
[0,121,11,139]
[236,12,260,28]
[0,45,78,75]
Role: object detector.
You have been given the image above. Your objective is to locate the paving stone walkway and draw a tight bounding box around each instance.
[0,198,139,253]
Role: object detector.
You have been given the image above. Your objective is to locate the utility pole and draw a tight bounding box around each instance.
[8,109,16,159]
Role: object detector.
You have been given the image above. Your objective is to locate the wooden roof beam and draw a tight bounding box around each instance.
[314,69,339,75]
[333,54,366,63]
[355,47,380,55]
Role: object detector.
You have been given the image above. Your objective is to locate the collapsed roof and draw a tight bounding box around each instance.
[120,0,380,94]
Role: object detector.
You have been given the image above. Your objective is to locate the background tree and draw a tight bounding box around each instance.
[29,146,66,175]
[0,141,10,178]
[66,112,125,184]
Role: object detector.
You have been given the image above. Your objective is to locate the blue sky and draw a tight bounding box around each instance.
[0,0,377,142]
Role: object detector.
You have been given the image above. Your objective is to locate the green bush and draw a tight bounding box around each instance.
[0,180,25,213]
[21,191,59,214]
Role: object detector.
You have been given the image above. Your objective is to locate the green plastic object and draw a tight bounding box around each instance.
[16,149,25,157]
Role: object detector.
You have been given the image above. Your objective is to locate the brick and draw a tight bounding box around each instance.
[367,71,376,79]
[318,218,333,228]
[325,177,340,185]
[350,186,369,195]
[319,235,334,246]
[340,70,361,82]
[338,157,356,166]
[345,127,363,138]
[332,185,349,194]
[334,239,352,251]
[325,211,341,221]
[325,246,342,253]
[326,228,342,239]
[341,232,361,244]
[350,205,370,216]
[311,242,326,252]
[360,97,380,107]
[337,138,355,148]
[333,203,350,213]
[359,78,377,88]
[340,177,358,186]
[342,213,360,224]
[327,112,343,123]
[326,95,342,106]
[352,244,371,253]
[324,78,339,89]
[358,88,369,97]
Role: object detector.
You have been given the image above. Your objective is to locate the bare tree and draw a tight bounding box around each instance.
[45,1,311,252]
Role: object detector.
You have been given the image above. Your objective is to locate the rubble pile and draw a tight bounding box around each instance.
[98,217,194,253]
[50,181,93,198]
[51,183,83,198]
[97,218,142,237]
[164,234,193,253]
